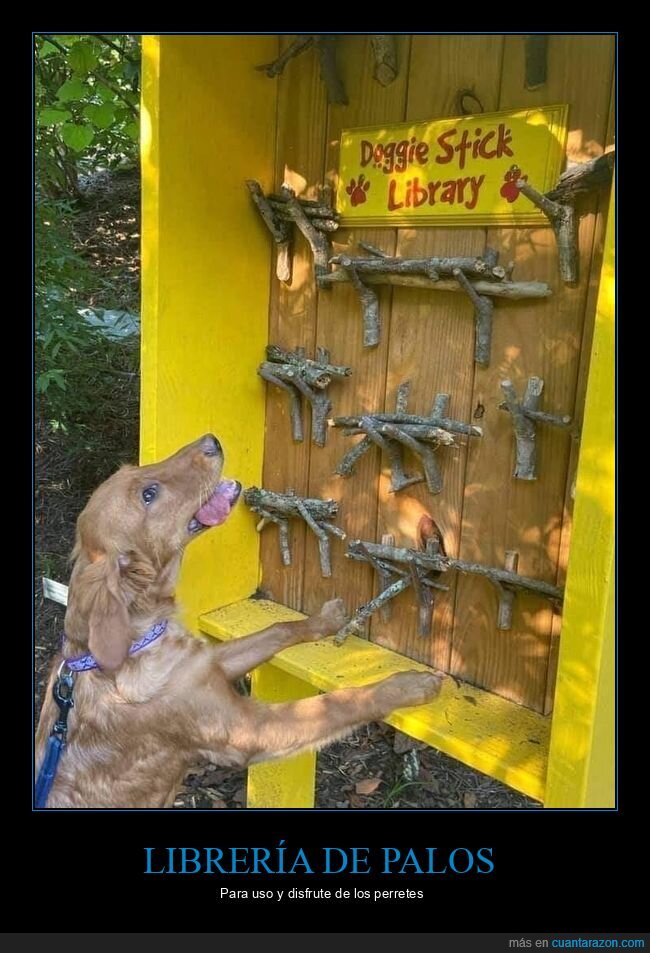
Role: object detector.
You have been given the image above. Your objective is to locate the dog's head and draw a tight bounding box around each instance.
[64,434,241,671]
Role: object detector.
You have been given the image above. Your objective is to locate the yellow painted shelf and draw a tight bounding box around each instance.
[199,598,550,803]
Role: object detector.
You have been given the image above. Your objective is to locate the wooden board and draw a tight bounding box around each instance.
[373,35,505,671]
[543,71,616,714]
[199,598,549,802]
[301,35,412,617]
[258,33,615,714]
[140,36,276,626]
[545,176,615,807]
[451,35,615,711]
[259,38,328,608]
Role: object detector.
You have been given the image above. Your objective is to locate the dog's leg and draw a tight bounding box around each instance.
[223,670,443,764]
[215,599,347,681]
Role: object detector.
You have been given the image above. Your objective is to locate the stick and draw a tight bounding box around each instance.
[314,35,348,104]
[499,378,572,480]
[359,241,390,259]
[268,199,339,221]
[256,36,314,77]
[336,435,374,477]
[244,488,343,578]
[378,534,396,621]
[258,365,304,441]
[453,267,495,366]
[500,378,542,480]
[380,423,443,495]
[245,487,339,522]
[281,186,331,280]
[342,422,455,444]
[334,576,412,644]
[255,508,292,565]
[370,35,398,86]
[265,344,350,380]
[361,416,423,492]
[495,551,519,630]
[329,253,506,281]
[332,386,479,494]
[396,381,411,412]
[525,35,548,90]
[516,179,578,283]
[319,269,551,299]
[339,257,380,347]
[332,413,481,438]
[276,242,292,283]
[346,540,563,604]
[245,180,293,281]
[296,499,332,577]
[546,151,615,202]
[245,180,287,243]
[259,345,351,446]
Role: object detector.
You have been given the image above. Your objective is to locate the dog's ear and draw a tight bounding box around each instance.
[65,553,132,674]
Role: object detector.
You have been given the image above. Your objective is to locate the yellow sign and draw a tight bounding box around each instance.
[337,105,568,227]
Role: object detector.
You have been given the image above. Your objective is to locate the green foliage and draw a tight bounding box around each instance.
[35,205,140,457]
[35,34,140,197]
[35,35,141,474]
[35,198,100,402]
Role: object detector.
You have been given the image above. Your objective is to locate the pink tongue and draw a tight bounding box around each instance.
[195,480,240,526]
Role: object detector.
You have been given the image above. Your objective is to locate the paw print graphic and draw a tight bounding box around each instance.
[500,165,528,203]
[346,174,371,207]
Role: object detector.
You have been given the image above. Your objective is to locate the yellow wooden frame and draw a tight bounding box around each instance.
[141,36,615,809]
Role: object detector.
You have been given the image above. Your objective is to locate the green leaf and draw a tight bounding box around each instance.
[124,121,139,141]
[95,84,115,103]
[68,41,98,74]
[60,123,95,152]
[50,370,67,391]
[38,108,72,127]
[38,40,59,58]
[36,369,66,394]
[82,103,115,129]
[56,78,88,102]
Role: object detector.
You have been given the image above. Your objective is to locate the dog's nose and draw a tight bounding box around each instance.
[200,434,222,457]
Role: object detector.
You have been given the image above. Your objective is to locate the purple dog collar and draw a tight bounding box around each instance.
[63,619,169,673]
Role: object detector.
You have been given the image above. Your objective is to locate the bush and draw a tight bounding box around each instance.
[35,34,140,197]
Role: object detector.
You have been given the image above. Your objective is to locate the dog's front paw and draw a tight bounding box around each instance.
[378,671,443,712]
[307,598,348,639]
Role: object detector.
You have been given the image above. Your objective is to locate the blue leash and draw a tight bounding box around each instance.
[35,668,75,808]
[35,620,169,808]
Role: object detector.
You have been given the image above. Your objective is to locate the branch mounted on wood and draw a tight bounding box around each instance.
[244,487,345,578]
[517,178,578,283]
[499,377,572,480]
[335,538,564,642]
[255,35,347,104]
[452,266,494,366]
[319,268,551,299]
[525,35,548,90]
[322,244,548,363]
[258,344,351,446]
[246,180,339,282]
[545,150,615,203]
[334,523,449,643]
[517,153,615,283]
[330,381,482,495]
[370,35,398,86]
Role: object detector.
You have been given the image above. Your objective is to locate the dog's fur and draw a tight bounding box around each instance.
[35,435,441,808]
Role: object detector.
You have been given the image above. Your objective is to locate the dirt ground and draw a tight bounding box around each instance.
[34,171,540,810]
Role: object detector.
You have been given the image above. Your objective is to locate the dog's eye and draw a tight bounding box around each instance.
[142,484,159,506]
